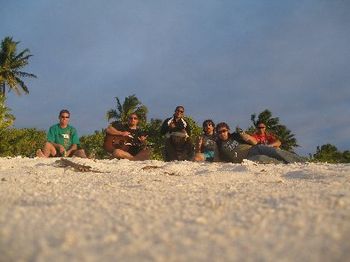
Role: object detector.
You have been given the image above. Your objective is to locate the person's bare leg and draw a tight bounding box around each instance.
[134,148,151,161]
[193,153,205,161]
[72,149,87,158]
[113,149,134,160]
[36,142,56,158]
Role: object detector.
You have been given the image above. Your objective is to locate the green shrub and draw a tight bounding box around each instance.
[80,130,109,159]
[0,128,46,157]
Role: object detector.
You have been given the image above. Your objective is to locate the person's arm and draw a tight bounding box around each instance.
[184,119,191,136]
[160,118,171,135]
[267,134,281,148]
[47,126,66,154]
[213,141,221,162]
[195,136,203,153]
[51,143,66,155]
[65,128,80,155]
[66,144,78,156]
[106,124,130,137]
[237,130,258,145]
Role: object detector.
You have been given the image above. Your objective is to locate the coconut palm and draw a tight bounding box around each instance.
[0,36,37,96]
[106,94,148,125]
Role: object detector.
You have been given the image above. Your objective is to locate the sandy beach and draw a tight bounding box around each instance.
[0,157,349,261]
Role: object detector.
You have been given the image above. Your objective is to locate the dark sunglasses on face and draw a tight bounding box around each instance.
[129,117,138,120]
[258,126,266,129]
[176,109,184,113]
[218,129,228,134]
[60,115,70,119]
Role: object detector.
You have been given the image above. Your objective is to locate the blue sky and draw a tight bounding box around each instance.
[1,0,349,156]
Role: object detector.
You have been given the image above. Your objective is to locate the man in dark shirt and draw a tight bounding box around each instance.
[216,122,306,164]
[106,113,150,160]
[216,122,256,163]
[160,106,194,161]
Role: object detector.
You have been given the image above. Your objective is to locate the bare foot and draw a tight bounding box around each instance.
[134,149,150,161]
[36,149,46,158]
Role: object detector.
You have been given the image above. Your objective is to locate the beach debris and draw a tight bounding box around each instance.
[141,165,162,170]
[141,165,179,176]
[54,158,107,173]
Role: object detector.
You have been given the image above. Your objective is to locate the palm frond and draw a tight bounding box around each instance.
[14,71,37,79]
[14,77,29,94]
[0,36,36,96]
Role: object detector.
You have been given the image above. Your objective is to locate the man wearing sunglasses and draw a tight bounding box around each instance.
[106,113,150,160]
[36,109,86,158]
[216,122,305,164]
[160,106,194,161]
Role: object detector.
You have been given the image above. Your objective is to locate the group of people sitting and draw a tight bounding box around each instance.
[36,106,306,164]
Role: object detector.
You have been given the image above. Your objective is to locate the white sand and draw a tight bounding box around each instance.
[0,157,349,262]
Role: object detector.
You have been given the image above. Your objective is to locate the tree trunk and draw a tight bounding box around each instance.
[1,83,5,97]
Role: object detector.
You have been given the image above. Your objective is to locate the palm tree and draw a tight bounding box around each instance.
[249,109,298,151]
[0,36,37,96]
[106,94,148,125]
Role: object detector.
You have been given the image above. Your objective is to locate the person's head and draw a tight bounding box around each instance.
[174,106,185,119]
[58,109,70,127]
[202,119,215,135]
[128,113,139,127]
[256,120,267,134]
[216,122,230,141]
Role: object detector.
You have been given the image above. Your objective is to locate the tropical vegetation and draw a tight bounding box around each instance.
[0,36,37,96]
[249,109,298,152]
[106,94,148,125]
[312,144,350,163]
[1,90,349,162]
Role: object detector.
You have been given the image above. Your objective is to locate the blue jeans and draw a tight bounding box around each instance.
[247,145,306,164]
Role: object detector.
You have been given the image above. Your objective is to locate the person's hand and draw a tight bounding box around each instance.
[235,126,244,134]
[169,120,176,129]
[58,145,66,155]
[138,135,148,144]
[121,131,131,137]
[65,149,72,157]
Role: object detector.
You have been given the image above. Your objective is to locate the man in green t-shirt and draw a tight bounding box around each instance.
[36,109,86,158]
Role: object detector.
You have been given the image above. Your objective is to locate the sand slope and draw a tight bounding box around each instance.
[0,157,349,261]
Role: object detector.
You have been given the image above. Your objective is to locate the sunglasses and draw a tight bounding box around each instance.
[258,126,266,129]
[218,129,228,134]
[176,110,184,113]
[60,115,70,119]
[129,117,138,120]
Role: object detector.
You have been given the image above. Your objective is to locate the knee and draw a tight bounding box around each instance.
[193,153,204,162]
[44,142,56,154]
[44,142,54,148]
[76,149,87,158]
[113,149,124,158]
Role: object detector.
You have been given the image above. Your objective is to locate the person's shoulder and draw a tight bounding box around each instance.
[163,117,172,122]
[67,124,77,131]
[203,133,216,140]
[251,132,260,138]
[111,121,123,128]
[231,132,240,139]
[49,123,60,130]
